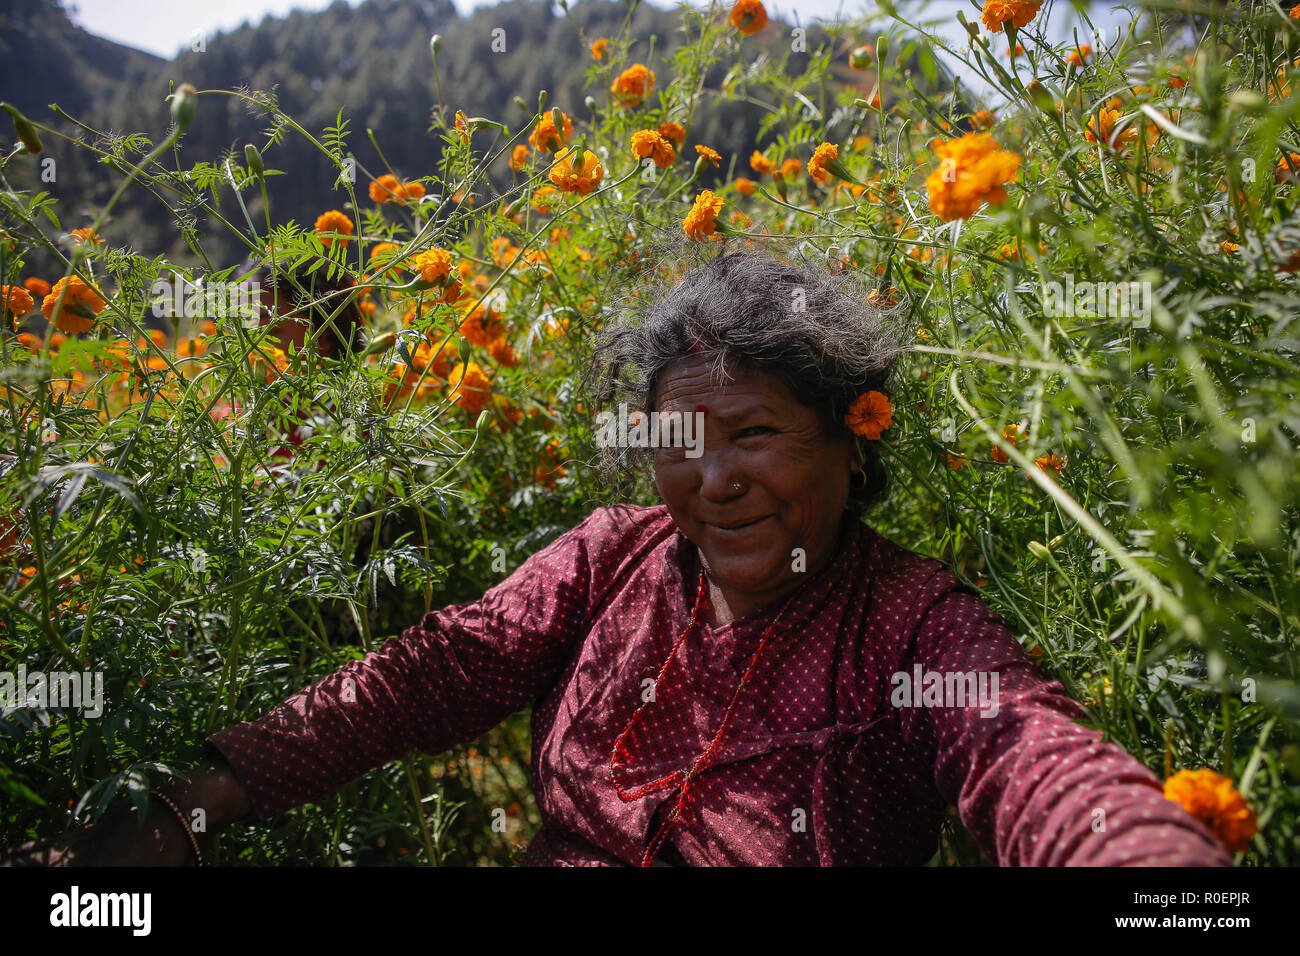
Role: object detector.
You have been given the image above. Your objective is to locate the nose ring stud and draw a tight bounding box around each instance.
[730,480,743,492]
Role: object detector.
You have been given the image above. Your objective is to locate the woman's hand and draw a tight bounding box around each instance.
[0,756,253,867]
[1,802,196,866]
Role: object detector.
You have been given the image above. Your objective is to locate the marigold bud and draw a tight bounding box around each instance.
[1,104,42,155]
[169,82,198,133]
[244,143,264,177]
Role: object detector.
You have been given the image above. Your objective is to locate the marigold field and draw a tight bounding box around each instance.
[1,0,1298,864]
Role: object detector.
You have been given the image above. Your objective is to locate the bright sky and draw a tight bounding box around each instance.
[66,0,1140,98]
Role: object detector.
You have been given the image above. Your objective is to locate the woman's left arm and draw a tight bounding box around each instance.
[901,571,1231,866]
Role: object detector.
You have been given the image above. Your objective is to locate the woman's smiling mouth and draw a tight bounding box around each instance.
[707,515,771,534]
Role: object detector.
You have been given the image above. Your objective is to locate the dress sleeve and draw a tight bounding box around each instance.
[899,566,1232,866]
[205,510,599,819]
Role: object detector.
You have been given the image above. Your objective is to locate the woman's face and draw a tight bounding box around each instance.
[653,353,857,618]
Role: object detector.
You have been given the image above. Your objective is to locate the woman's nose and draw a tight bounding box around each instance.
[697,448,744,500]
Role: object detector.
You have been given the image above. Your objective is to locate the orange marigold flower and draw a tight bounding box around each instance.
[925,132,1021,221]
[980,0,1043,33]
[510,144,530,170]
[730,0,767,36]
[658,122,686,146]
[447,361,493,415]
[314,210,354,248]
[1275,152,1300,183]
[631,129,676,167]
[69,227,104,246]
[990,423,1023,463]
[1034,452,1066,475]
[611,64,655,107]
[683,190,725,241]
[1293,4,1300,19]
[42,276,106,334]
[733,177,757,195]
[1222,241,1241,254]
[529,111,573,153]
[975,109,997,129]
[750,150,774,175]
[413,247,454,285]
[1163,769,1258,855]
[488,337,520,368]
[23,277,51,297]
[454,110,470,144]
[845,391,893,439]
[2,285,35,329]
[1066,44,1092,67]
[1085,107,1138,153]
[866,287,899,309]
[370,174,403,204]
[807,142,839,185]
[548,147,604,195]
[458,299,506,347]
[944,453,967,470]
[695,145,722,168]
[401,180,426,202]
[16,332,42,351]
[591,37,608,60]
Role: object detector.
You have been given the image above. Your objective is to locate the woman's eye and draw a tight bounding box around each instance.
[738,426,774,438]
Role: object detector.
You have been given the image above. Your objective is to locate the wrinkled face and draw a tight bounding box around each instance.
[652,353,857,617]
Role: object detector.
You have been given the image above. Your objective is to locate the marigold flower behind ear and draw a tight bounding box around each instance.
[846,391,893,439]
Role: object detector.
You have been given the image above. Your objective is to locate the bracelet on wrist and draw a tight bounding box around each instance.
[149,790,203,866]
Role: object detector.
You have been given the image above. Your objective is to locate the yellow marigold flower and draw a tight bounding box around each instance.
[1034,452,1066,475]
[548,147,604,194]
[1163,769,1258,855]
[611,64,655,107]
[924,132,1021,222]
[454,110,470,143]
[683,190,725,241]
[779,158,802,180]
[998,240,1019,260]
[631,129,676,167]
[1293,4,1300,19]
[867,287,899,308]
[529,110,573,153]
[1066,44,1092,66]
[510,144,530,170]
[69,227,104,246]
[695,144,721,168]
[249,345,290,380]
[314,210,354,248]
[447,361,493,415]
[807,142,839,185]
[729,0,767,36]
[980,0,1042,32]
[370,174,403,204]
[413,247,454,285]
[24,277,51,297]
[42,275,106,334]
[750,150,774,175]
[658,122,686,146]
[1085,107,1138,154]
[591,38,608,61]
[845,391,893,439]
[2,284,35,330]
[990,423,1023,463]
[733,177,757,195]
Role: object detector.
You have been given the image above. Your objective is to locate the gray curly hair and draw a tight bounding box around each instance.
[583,235,913,514]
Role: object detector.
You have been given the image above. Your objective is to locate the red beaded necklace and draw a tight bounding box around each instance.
[609,563,804,867]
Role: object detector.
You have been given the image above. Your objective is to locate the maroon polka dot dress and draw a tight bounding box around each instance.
[207,504,1231,866]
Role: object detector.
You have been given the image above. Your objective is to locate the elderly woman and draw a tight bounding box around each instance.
[10,248,1230,867]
